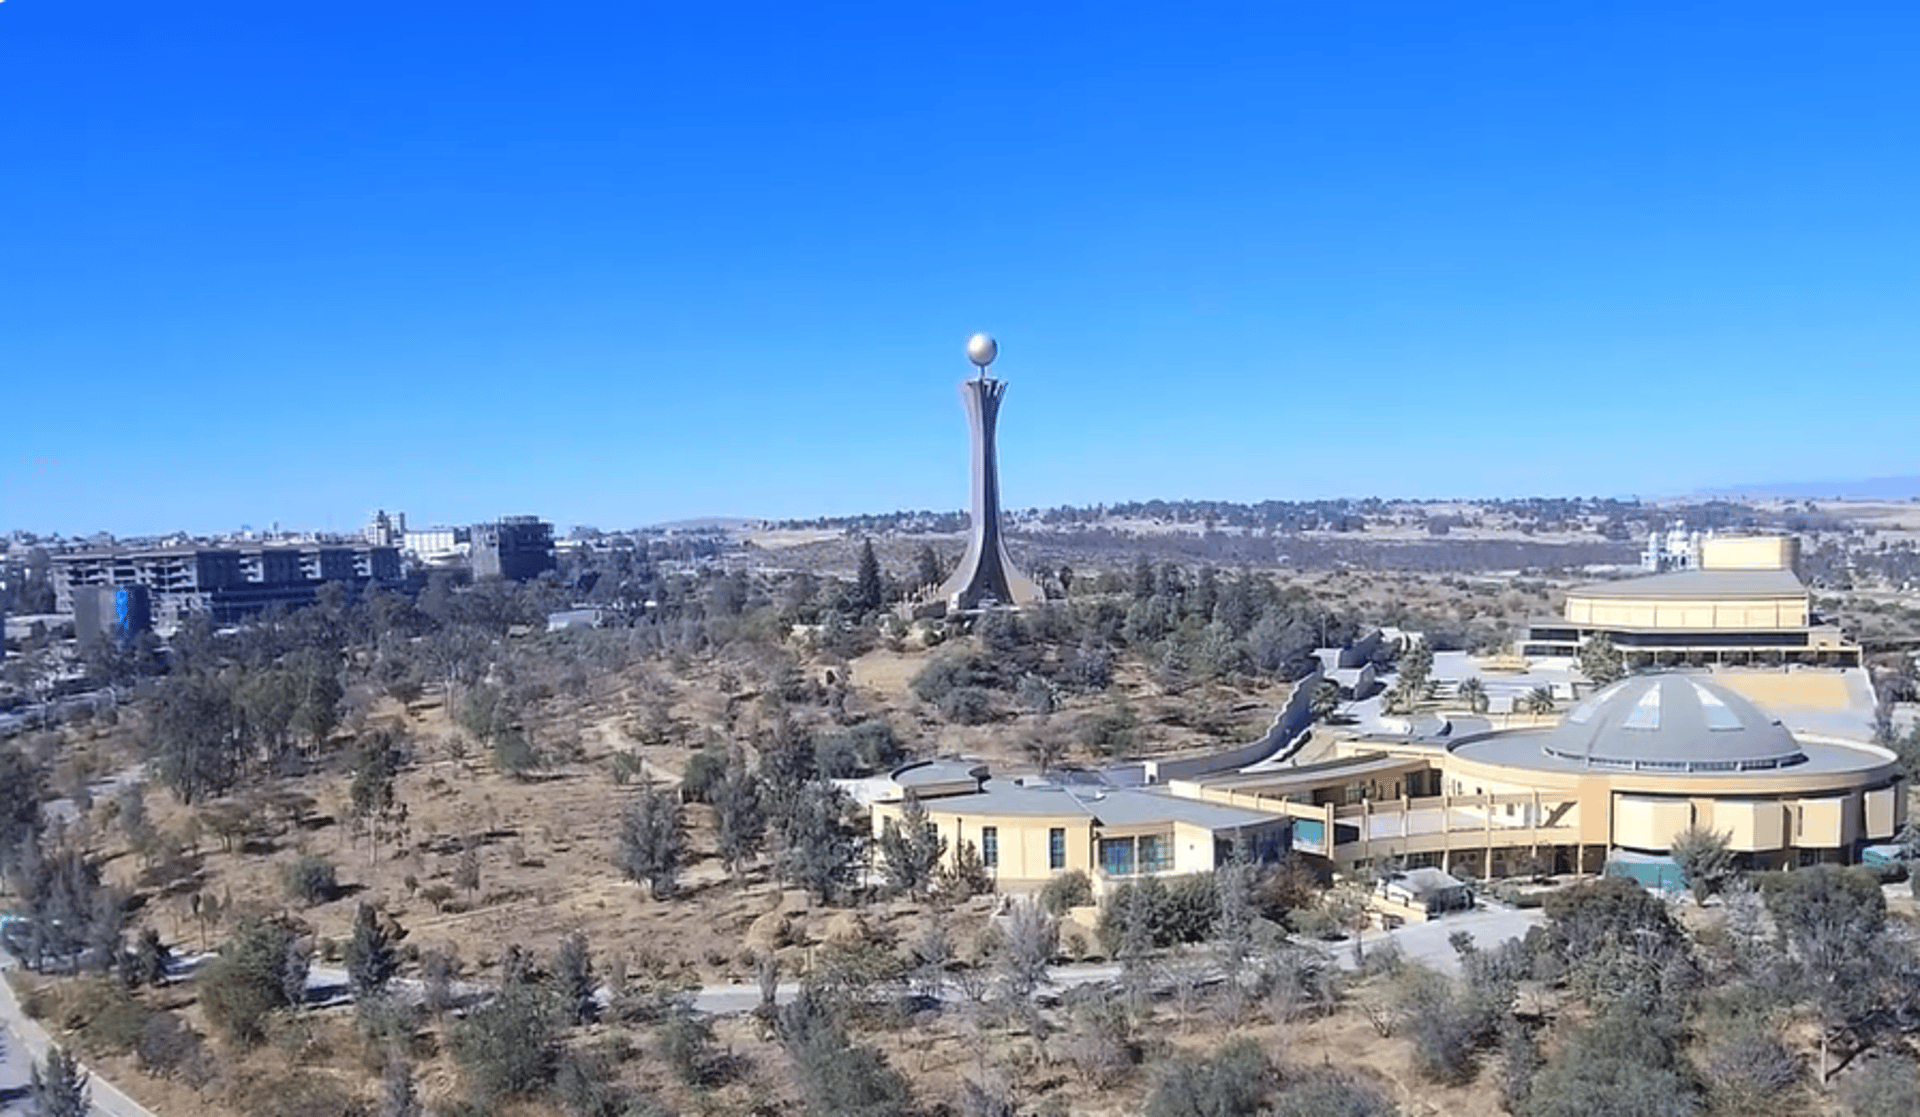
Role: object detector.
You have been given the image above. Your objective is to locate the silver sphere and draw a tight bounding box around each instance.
[966,332,999,369]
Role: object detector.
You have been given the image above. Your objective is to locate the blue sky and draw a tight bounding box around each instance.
[2,2,1917,536]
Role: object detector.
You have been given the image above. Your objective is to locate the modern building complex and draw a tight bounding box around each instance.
[934,333,1044,612]
[1524,534,1860,666]
[471,516,557,582]
[1175,675,1903,882]
[51,544,402,628]
[869,760,1291,892]
[873,675,1903,895]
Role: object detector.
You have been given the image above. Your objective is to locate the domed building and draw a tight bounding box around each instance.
[1171,674,1904,883]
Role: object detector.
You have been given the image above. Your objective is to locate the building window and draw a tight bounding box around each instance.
[981,827,998,870]
[1098,837,1135,877]
[1048,828,1066,871]
[1138,834,1173,874]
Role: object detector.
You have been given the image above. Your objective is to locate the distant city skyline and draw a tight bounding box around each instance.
[11,472,1920,543]
[3,3,1917,536]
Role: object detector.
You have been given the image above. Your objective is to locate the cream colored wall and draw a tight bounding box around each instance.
[1706,800,1787,852]
[1171,821,1218,875]
[871,801,1092,883]
[1866,785,1901,839]
[1700,535,1799,571]
[1564,592,1808,630]
[1796,797,1854,849]
[1612,795,1694,848]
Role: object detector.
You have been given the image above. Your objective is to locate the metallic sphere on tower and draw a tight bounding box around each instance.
[937,331,1043,612]
[966,332,999,371]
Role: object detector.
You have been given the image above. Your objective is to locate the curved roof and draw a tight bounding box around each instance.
[1540,675,1806,772]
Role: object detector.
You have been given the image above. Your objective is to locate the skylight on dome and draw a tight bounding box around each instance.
[1692,683,1743,731]
[1621,685,1663,730]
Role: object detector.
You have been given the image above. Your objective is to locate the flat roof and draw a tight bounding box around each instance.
[919,780,1283,830]
[1566,568,1806,601]
[1198,753,1428,791]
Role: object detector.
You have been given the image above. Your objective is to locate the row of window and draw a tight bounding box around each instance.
[1097,834,1173,877]
[976,829,1279,876]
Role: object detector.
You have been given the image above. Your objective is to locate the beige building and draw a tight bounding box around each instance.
[872,675,1901,892]
[1174,675,1903,881]
[1524,534,1858,666]
[869,760,1289,892]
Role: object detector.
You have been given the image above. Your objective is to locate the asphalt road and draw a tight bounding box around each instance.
[0,1015,33,1116]
[0,950,40,1116]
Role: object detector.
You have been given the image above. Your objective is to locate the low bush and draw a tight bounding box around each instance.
[1040,870,1094,916]
[280,853,338,906]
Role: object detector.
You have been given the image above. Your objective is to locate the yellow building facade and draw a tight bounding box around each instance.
[1525,536,1858,666]
[872,677,1901,890]
[1174,675,1903,878]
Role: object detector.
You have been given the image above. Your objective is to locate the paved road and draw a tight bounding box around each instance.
[0,992,34,1116]
[1333,905,1543,977]
[0,947,159,1117]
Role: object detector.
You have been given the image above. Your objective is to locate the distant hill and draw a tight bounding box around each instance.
[1700,476,1920,500]
[647,516,759,531]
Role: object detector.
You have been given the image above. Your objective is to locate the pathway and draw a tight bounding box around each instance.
[0,949,161,1117]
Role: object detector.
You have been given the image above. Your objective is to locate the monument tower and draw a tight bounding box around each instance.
[936,333,1045,612]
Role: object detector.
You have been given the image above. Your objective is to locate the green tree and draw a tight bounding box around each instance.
[1525,685,1558,716]
[1669,825,1736,903]
[146,672,246,804]
[779,989,913,1117]
[1311,677,1343,722]
[280,853,338,906]
[132,927,171,987]
[199,918,308,1046]
[713,755,766,877]
[915,544,942,591]
[553,930,597,1025]
[877,793,945,898]
[1456,676,1490,715]
[349,727,408,862]
[658,1001,719,1086]
[1520,998,1700,1117]
[1040,870,1094,916]
[31,1045,90,1117]
[1144,1035,1272,1117]
[1398,640,1435,696]
[290,653,345,756]
[345,902,399,999]
[854,537,885,613]
[777,779,858,903]
[0,742,45,887]
[617,785,685,899]
[1542,876,1693,1007]
[1579,635,1627,687]
[453,843,481,898]
[449,985,562,1102]
[1761,865,1891,1081]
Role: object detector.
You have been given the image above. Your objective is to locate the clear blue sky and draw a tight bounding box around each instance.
[3,2,1917,536]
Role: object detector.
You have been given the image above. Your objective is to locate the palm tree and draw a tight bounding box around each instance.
[1524,685,1557,717]
[1457,677,1490,715]
[1311,678,1343,722]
